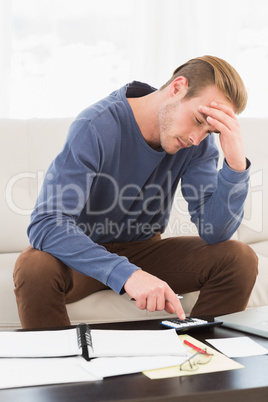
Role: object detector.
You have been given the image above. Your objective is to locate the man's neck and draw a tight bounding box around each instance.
[127,90,164,150]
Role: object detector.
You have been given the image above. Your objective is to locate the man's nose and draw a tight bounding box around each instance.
[188,131,203,146]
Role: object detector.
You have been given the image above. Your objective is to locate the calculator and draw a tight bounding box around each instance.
[160,317,223,332]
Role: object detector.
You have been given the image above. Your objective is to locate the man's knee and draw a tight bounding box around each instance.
[13,246,71,292]
[223,240,258,282]
[15,246,50,281]
[14,247,73,328]
[14,247,40,284]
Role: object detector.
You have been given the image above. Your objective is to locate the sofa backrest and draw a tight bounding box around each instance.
[235,119,268,244]
[0,118,73,252]
[1,117,267,253]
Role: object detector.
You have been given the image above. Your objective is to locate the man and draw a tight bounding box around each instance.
[14,55,258,329]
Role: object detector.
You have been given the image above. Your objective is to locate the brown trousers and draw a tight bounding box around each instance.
[13,235,258,329]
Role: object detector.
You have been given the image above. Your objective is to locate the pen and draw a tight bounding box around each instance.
[129,294,183,301]
[183,340,207,354]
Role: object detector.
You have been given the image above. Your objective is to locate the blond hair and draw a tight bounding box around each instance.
[161,55,247,114]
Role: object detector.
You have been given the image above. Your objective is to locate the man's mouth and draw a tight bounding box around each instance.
[177,138,188,148]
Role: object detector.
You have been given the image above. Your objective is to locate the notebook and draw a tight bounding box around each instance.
[215,305,268,338]
[0,323,187,359]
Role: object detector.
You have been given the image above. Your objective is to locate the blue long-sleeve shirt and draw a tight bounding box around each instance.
[28,81,250,294]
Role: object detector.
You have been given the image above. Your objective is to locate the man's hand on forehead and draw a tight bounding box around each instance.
[198,102,247,172]
[198,101,235,132]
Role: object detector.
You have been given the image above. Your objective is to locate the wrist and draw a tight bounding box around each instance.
[225,157,247,172]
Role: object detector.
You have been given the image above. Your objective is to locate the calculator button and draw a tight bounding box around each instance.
[160,318,222,332]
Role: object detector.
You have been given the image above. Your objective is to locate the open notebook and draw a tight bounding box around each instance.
[215,305,268,338]
[0,324,187,359]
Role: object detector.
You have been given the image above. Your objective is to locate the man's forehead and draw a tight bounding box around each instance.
[197,110,221,134]
[198,85,231,105]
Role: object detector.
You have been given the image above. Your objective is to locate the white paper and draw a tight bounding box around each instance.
[90,329,186,357]
[0,357,102,389]
[0,329,79,357]
[88,355,190,378]
[0,353,193,389]
[206,336,268,357]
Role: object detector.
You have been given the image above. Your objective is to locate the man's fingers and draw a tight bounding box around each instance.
[210,101,236,117]
[165,291,185,320]
[143,294,168,312]
[156,296,166,312]
[146,296,157,312]
[135,292,183,317]
[206,116,226,133]
[134,294,147,310]
[165,300,175,314]
[198,103,236,132]
[125,270,186,318]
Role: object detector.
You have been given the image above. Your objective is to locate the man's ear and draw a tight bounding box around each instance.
[169,76,188,97]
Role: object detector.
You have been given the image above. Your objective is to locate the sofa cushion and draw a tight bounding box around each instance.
[67,291,180,326]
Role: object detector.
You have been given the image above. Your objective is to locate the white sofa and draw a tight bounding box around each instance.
[1,118,267,329]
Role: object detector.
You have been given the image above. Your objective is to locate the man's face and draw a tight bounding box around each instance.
[157,85,232,154]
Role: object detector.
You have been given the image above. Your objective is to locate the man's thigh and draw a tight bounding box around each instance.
[111,235,210,294]
[68,235,205,301]
[68,234,255,303]
[66,269,109,304]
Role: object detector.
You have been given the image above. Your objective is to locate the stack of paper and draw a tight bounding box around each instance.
[0,326,190,389]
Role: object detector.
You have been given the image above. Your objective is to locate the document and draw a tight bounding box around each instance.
[206,336,268,357]
[0,355,191,389]
[0,356,102,389]
[0,326,186,358]
[88,355,190,378]
[0,325,191,389]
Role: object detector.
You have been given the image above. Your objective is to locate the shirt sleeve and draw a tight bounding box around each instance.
[180,135,250,244]
[27,119,139,294]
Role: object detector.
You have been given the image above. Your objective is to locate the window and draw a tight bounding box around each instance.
[0,0,267,118]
